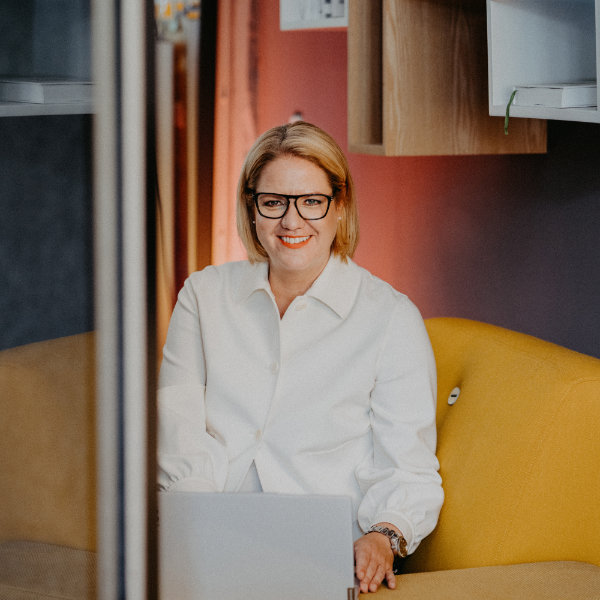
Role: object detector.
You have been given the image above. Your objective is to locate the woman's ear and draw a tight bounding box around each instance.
[335,182,347,205]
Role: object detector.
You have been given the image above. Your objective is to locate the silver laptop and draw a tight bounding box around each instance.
[159,492,357,600]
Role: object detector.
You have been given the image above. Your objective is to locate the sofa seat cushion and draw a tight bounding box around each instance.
[0,540,96,600]
[369,561,600,599]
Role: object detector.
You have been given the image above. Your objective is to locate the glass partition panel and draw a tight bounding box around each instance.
[0,1,156,599]
[0,1,96,598]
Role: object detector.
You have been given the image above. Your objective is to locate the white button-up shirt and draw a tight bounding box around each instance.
[158,254,443,552]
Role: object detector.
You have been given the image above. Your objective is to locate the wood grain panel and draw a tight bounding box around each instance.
[383,0,546,156]
[348,143,387,156]
[348,0,384,153]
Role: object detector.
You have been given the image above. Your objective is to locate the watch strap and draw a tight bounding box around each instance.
[366,525,408,558]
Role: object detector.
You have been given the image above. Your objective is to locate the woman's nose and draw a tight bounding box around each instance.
[281,199,304,228]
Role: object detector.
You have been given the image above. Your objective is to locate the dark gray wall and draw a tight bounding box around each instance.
[0,0,93,351]
[426,120,600,359]
[352,118,600,360]
[0,115,93,351]
[0,0,91,79]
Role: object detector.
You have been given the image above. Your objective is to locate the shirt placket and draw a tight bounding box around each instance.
[251,289,289,486]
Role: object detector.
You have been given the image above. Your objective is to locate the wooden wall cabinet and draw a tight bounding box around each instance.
[348,0,547,156]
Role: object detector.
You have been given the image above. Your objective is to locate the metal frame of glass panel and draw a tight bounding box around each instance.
[92,1,156,598]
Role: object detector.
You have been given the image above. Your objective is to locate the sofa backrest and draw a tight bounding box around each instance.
[403,318,600,573]
[0,333,96,551]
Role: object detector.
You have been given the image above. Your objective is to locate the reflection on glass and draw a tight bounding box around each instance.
[0,1,96,598]
[155,0,203,356]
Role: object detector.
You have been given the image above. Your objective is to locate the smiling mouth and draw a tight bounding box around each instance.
[279,235,311,249]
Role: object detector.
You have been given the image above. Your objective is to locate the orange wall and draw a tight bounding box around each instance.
[256,0,600,358]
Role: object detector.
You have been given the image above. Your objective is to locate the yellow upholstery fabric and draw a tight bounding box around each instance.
[0,334,96,551]
[0,540,96,599]
[401,318,600,574]
[364,561,600,600]
[2,319,599,600]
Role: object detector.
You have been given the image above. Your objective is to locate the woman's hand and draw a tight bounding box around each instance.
[354,523,399,594]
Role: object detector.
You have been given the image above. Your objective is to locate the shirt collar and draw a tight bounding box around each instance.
[235,254,360,319]
[235,260,271,305]
[305,254,359,319]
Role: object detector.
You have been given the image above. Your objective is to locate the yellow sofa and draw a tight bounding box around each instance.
[1,320,599,599]
[382,318,600,598]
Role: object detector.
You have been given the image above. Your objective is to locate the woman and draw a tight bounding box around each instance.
[158,122,443,594]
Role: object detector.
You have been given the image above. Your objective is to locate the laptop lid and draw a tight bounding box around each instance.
[159,492,356,600]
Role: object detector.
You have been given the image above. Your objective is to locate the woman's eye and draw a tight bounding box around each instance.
[262,197,285,207]
[303,196,323,206]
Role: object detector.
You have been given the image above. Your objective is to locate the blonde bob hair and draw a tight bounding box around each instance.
[237,122,359,263]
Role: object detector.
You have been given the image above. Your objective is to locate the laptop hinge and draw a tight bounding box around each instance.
[348,587,358,600]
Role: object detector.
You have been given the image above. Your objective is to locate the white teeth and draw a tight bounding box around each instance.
[281,236,310,244]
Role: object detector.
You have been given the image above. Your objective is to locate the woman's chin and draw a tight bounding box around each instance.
[269,246,328,278]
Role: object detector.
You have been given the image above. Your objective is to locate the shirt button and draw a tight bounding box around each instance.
[255,429,262,441]
[296,302,307,311]
[270,362,279,374]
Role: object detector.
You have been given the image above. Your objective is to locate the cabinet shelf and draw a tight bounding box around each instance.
[0,1,91,117]
[500,104,598,124]
[0,101,93,117]
[487,0,599,124]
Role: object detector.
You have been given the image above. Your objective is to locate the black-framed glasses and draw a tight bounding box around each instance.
[252,192,335,220]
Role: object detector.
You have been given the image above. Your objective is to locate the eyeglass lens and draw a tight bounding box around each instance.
[256,194,331,220]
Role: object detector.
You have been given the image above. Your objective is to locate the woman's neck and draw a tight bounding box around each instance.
[268,260,328,318]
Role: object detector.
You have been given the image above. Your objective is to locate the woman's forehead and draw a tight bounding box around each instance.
[256,155,331,194]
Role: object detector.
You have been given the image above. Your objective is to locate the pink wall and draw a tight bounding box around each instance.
[256,2,467,316]
[256,0,600,358]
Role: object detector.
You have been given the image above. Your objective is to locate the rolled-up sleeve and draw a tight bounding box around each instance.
[157,275,229,492]
[355,298,443,554]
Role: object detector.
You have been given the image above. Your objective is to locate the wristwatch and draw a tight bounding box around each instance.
[366,525,408,558]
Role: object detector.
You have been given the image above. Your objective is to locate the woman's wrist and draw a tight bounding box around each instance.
[373,522,402,536]
[367,523,407,557]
